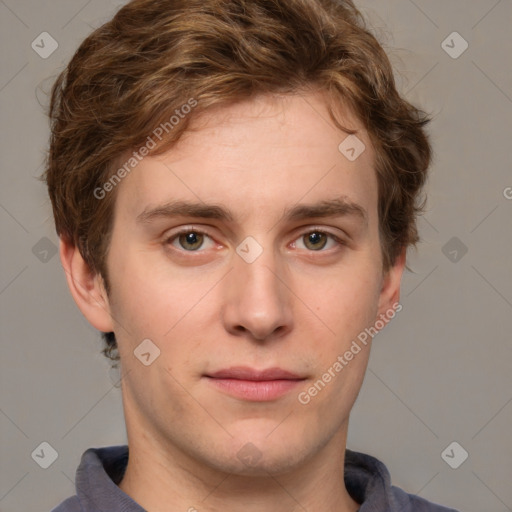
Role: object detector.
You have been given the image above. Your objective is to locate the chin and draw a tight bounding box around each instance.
[215,448,307,477]
[206,430,314,477]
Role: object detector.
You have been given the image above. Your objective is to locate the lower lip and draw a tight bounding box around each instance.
[205,377,304,401]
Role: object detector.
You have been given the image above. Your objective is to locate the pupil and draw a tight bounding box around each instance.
[305,232,327,250]
[180,232,203,250]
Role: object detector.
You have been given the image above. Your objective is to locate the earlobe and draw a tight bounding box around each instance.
[59,237,114,333]
[376,246,406,319]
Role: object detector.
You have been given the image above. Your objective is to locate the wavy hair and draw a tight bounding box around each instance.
[43,0,431,363]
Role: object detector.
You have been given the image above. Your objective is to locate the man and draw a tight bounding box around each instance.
[45,0,458,510]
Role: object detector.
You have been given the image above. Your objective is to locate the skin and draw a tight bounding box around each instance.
[61,91,405,512]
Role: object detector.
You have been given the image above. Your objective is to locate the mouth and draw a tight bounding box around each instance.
[204,366,307,402]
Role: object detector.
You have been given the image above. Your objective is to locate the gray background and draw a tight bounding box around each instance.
[1,0,511,511]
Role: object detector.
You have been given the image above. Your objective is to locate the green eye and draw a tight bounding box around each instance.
[303,232,328,250]
[178,232,204,250]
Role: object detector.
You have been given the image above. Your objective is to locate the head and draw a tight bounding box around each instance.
[44,0,430,477]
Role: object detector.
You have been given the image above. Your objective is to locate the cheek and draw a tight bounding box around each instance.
[107,247,184,327]
[107,252,220,368]
[299,272,379,416]
[299,263,381,341]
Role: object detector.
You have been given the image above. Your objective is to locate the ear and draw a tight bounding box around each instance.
[59,237,114,333]
[376,246,406,320]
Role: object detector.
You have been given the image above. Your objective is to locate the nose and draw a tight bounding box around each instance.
[220,248,293,342]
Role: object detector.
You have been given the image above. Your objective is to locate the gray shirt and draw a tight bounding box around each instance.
[51,445,459,511]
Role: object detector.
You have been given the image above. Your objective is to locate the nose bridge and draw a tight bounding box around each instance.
[239,253,281,302]
[221,243,292,340]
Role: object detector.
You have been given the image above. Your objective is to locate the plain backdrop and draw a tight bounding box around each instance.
[1,1,511,511]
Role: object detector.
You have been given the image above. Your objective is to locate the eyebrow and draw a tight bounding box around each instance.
[136,197,367,227]
[136,201,234,224]
[282,197,368,226]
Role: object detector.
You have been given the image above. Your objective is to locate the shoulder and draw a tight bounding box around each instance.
[344,449,459,512]
[390,485,459,511]
[50,495,82,512]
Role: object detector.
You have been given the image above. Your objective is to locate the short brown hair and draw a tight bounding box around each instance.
[43,0,431,362]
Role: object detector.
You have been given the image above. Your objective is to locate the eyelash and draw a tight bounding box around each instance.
[165,228,216,252]
[164,226,346,253]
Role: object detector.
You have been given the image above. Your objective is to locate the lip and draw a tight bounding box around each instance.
[207,366,303,381]
[205,366,306,401]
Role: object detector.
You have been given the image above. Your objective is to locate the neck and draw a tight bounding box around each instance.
[119,422,360,512]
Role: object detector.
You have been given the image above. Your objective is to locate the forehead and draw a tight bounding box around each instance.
[115,92,378,225]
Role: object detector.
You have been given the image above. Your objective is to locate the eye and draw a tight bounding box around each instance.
[294,230,342,251]
[167,230,215,251]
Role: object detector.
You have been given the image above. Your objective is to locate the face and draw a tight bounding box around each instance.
[89,92,403,475]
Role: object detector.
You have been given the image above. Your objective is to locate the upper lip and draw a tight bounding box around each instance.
[206,366,304,381]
